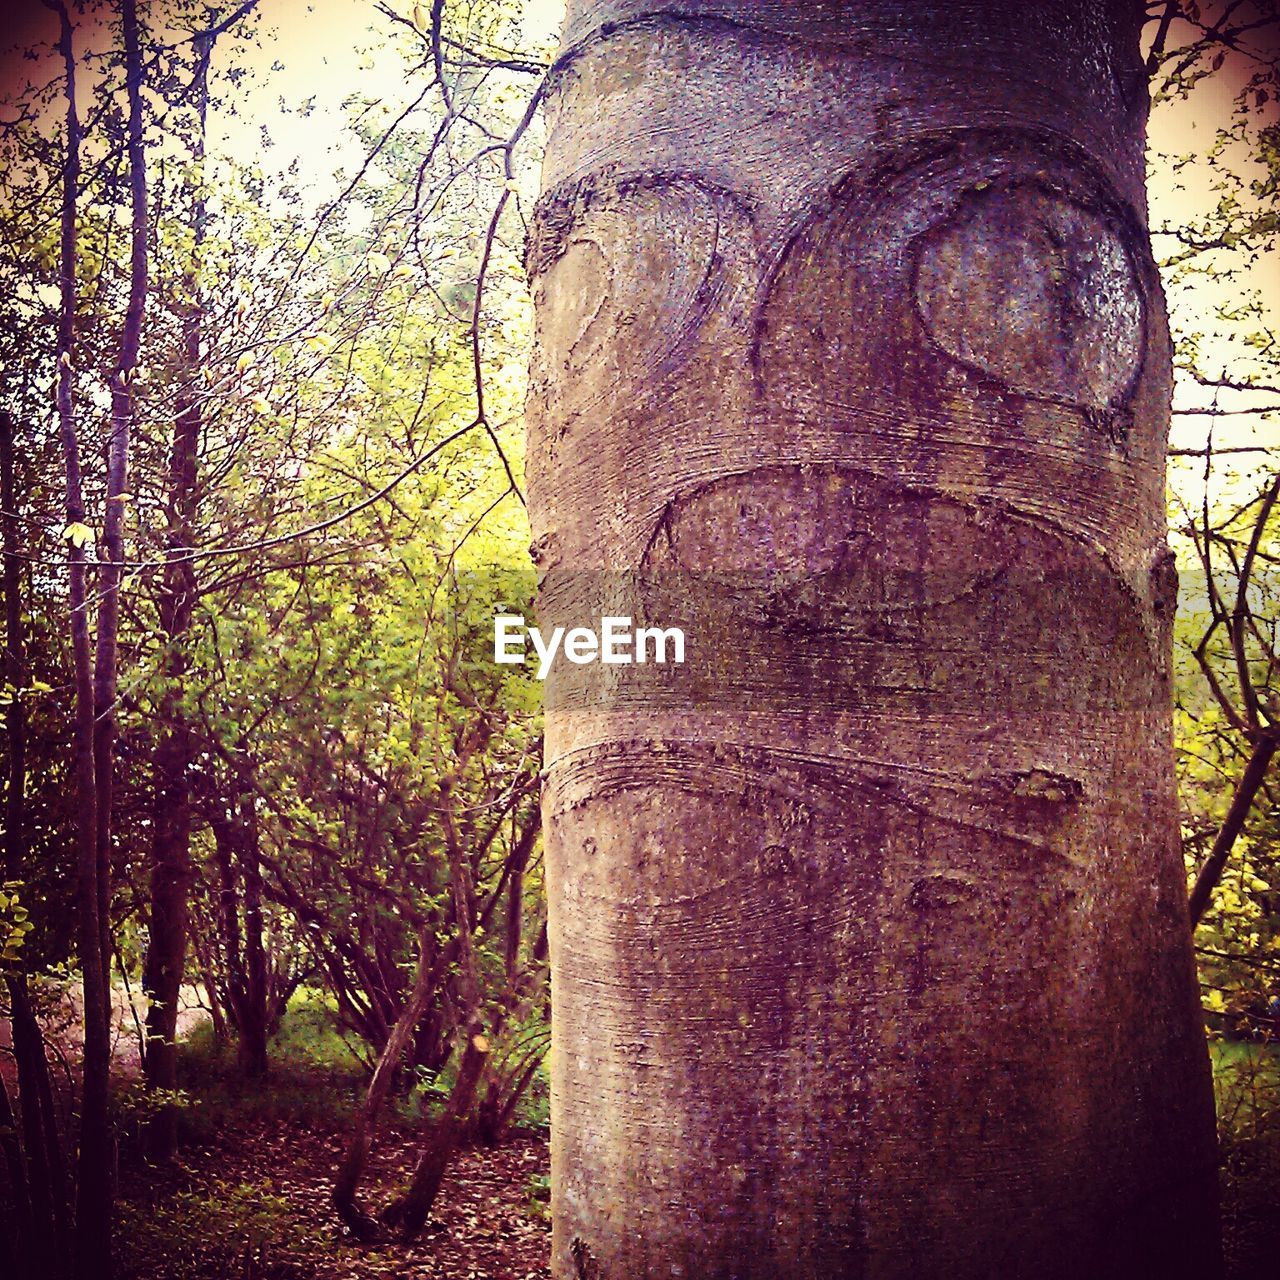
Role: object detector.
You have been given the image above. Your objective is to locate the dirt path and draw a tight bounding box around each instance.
[0,979,213,1085]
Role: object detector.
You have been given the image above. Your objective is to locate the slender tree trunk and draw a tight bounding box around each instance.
[8,974,70,1278]
[1,414,27,898]
[1,418,64,1274]
[527,3,1221,1277]
[1188,735,1277,925]
[43,4,113,1269]
[334,765,492,1240]
[411,1003,450,1074]
[478,1049,542,1144]
[333,928,436,1240]
[93,0,149,981]
[383,1023,490,1241]
[0,1073,30,1271]
[209,803,245,1013]
[237,768,269,1078]
[1,417,50,1280]
[142,29,209,1158]
[383,775,488,1238]
[206,763,271,1077]
[141,732,195,1129]
[189,925,227,1045]
[141,724,194,1156]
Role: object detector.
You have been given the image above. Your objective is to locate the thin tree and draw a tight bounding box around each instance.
[93,0,149,989]
[43,1,113,1271]
[142,15,215,1159]
[44,0,150,1265]
[2,411,69,1279]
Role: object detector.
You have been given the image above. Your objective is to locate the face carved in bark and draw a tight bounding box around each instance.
[913,182,1144,413]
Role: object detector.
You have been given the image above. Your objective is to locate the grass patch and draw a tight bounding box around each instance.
[1211,1038,1280,1136]
[117,1177,311,1279]
[170,991,369,1137]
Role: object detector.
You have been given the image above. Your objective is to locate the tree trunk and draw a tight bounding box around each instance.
[6,979,66,1279]
[237,778,269,1080]
[363,765,496,1240]
[471,915,547,1146]
[207,764,270,1079]
[383,1025,490,1241]
[93,0,148,989]
[189,924,228,1045]
[45,4,114,1270]
[333,928,436,1240]
[1,414,26,903]
[142,27,210,1157]
[142,711,195,1158]
[527,3,1221,1277]
[473,1049,541,1146]
[1,418,57,1280]
[0,1072,31,1272]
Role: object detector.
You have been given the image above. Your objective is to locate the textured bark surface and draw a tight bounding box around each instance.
[526,3,1220,1277]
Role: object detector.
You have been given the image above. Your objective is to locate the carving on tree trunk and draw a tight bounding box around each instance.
[529,3,1221,1278]
[913,182,1144,409]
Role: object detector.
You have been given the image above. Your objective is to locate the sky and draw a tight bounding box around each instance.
[223,0,1277,469]
[197,0,563,189]
[1,0,1274,474]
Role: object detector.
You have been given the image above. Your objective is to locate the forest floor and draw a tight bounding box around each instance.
[96,1004,1280,1279]
[117,1117,550,1279]
[111,1095,1280,1280]
[96,992,552,1279]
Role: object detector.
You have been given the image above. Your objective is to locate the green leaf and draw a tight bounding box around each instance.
[63,521,94,548]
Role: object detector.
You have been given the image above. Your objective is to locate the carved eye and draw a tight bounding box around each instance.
[528,179,737,416]
[913,183,1143,412]
[751,135,1152,448]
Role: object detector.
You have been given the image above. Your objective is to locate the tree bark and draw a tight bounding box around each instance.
[527,3,1221,1277]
